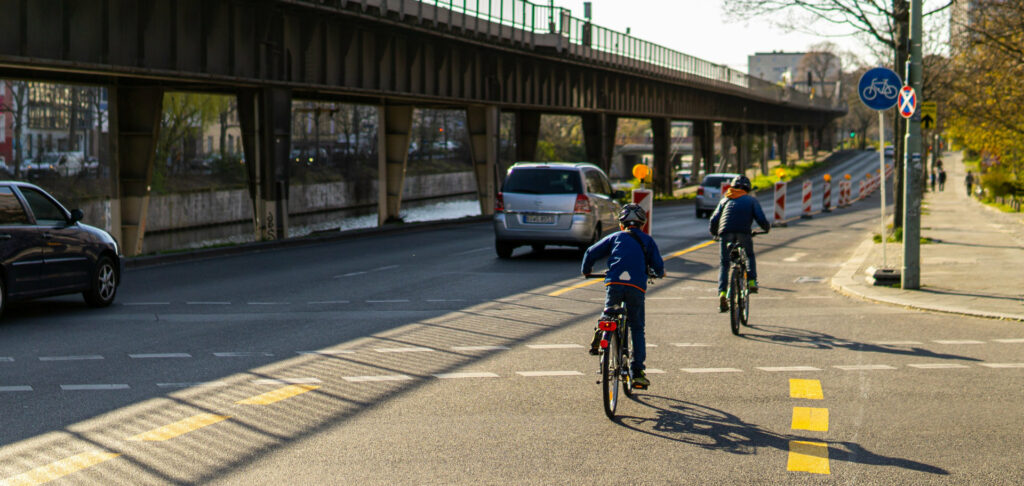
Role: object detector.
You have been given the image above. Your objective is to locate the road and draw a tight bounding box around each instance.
[1,151,1022,484]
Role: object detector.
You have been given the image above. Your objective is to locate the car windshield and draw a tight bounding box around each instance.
[502,168,582,194]
[702,176,733,188]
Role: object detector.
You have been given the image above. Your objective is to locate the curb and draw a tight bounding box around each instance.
[830,236,1024,322]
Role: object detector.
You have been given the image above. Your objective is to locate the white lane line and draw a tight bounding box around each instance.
[453,247,490,256]
[979,363,1024,369]
[61,384,130,391]
[252,378,323,385]
[374,347,434,353]
[248,302,289,305]
[297,350,356,355]
[796,296,834,299]
[426,299,466,302]
[908,363,970,369]
[834,365,897,371]
[343,375,413,382]
[875,341,923,345]
[433,372,500,379]
[0,357,13,362]
[123,302,171,306]
[681,368,743,373]
[993,338,1024,343]
[452,345,510,352]
[933,340,985,345]
[337,271,367,278]
[644,369,666,374]
[157,382,229,388]
[214,352,274,357]
[526,344,583,349]
[366,299,410,303]
[672,343,711,347]
[129,353,192,359]
[187,301,231,305]
[39,355,104,361]
[0,386,32,392]
[784,252,808,262]
[335,265,400,279]
[516,371,584,377]
[646,344,658,348]
[648,297,684,300]
[308,300,350,305]
[757,366,822,372]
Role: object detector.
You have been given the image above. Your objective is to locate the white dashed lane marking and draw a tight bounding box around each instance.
[452,345,510,352]
[933,340,985,345]
[214,352,274,357]
[0,357,13,362]
[308,300,350,304]
[992,338,1024,343]
[122,302,170,306]
[129,353,191,359]
[875,341,923,345]
[833,365,897,371]
[297,350,355,355]
[516,371,584,377]
[0,386,32,392]
[979,363,1024,369]
[39,355,103,361]
[908,363,970,369]
[784,252,808,262]
[157,382,229,388]
[61,384,130,391]
[248,302,289,305]
[366,299,410,303]
[187,301,230,305]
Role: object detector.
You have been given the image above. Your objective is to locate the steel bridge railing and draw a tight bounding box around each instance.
[294,0,842,111]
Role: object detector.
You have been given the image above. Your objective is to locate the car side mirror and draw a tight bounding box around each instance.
[69,209,84,224]
[612,190,626,200]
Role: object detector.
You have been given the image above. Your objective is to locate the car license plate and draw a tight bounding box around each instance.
[524,214,555,224]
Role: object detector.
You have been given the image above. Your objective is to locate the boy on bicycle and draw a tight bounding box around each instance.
[708,175,770,312]
[581,204,665,388]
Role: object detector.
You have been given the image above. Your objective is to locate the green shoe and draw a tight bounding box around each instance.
[632,370,650,388]
[719,291,728,312]
[748,280,759,293]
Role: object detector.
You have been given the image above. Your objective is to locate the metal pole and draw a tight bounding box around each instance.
[879,110,887,267]
[902,0,923,289]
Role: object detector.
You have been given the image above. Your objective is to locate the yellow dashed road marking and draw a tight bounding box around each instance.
[127,413,230,441]
[789,378,824,399]
[791,407,829,431]
[787,441,831,474]
[237,384,320,405]
[1,450,120,486]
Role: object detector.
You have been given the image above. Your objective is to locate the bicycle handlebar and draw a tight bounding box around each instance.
[584,273,607,279]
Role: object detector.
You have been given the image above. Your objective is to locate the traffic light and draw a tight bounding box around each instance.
[849,130,856,139]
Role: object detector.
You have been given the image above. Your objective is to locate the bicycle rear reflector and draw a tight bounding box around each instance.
[598,320,617,331]
[600,339,609,349]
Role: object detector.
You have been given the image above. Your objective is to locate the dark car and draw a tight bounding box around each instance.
[0,182,122,317]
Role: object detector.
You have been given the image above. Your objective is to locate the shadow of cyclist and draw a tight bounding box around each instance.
[736,324,982,361]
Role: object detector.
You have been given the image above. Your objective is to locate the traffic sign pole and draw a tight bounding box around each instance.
[879,111,887,268]
[857,66,902,273]
[903,0,923,289]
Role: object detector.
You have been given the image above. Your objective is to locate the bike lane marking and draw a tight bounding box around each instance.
[789,379,823,400]
[0,450,121,486]
[787,378,830,474]
[791,407,829,432]
[787,441,831,475]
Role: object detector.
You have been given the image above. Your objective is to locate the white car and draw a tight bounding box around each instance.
[694,172,740,218]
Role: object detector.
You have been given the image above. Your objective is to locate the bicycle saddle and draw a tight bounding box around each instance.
[601,306,625,319]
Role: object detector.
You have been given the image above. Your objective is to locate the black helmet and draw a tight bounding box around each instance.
[730,175,752,192]
[618,203,647,227]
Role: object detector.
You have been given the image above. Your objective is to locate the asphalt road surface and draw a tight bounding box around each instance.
[1,151,1021,484]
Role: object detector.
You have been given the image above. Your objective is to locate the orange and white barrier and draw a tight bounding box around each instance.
[801,180,813,218]
[773,181,787,226]
[822,180,832,212]
[858,180,866,201]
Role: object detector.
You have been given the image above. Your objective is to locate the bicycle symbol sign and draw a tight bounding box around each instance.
[858,67,902,111]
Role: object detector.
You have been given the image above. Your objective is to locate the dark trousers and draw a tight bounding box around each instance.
[604,284,646,372]
[719,233,756,292]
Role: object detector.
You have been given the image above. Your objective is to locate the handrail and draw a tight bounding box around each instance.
[294,0,842,111]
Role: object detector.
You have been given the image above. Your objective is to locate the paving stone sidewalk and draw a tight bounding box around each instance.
[832,151,1024,321]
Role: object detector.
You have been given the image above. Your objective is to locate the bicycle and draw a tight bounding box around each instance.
[585,270,658,419]
[721,231,765,336]
[861,77,898,101]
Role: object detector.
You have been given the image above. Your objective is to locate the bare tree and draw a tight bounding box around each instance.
[798,41,843,99]
[0,80,29,178]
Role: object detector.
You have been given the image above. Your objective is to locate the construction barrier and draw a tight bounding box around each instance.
[773,181,787,226]
[801,180,813,218]
[858,180,865,201]
[822,180,832,212]
[632,189,653,235]
[839,181,848,207]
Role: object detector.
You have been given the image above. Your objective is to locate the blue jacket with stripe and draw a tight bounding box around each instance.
[581,228,665,292]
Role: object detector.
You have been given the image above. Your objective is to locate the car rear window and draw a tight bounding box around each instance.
[502,168,582,194]
[702,176,733,188]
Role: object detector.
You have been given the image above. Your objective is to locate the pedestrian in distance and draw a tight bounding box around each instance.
[965,171,975,198]
[930,169,937,192]
[581,204,665,389]
[938,168,947,191]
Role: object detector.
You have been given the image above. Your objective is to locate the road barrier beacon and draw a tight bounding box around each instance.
[631,164,653,235]
[773,180,787,227]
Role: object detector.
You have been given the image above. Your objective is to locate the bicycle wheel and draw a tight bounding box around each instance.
[740,271,750,327]
[602,331,620,419]
[729,267,742,336]
[621,323,634,397]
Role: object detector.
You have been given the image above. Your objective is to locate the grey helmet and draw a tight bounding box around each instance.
[618,203,647,227]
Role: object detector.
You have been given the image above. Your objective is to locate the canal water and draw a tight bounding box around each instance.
[142,195,483,254]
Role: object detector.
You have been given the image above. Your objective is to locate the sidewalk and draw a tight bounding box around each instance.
[831,151,1024,321]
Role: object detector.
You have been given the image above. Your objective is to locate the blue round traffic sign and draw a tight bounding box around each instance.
[858,67,902,111]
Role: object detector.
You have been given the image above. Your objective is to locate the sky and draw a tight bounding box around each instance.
[552,0,878,73]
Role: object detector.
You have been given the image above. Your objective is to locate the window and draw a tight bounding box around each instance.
[20,187,65,226]
[502,168,582,195]
[0,187,29,225]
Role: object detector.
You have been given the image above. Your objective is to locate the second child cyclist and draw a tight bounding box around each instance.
[709,175,770,312]
[581,204,665,389]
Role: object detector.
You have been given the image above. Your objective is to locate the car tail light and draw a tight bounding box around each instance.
[598,320,617,331]
[573,194,592,214]
[495,192,504,212]
[697,186,704,196]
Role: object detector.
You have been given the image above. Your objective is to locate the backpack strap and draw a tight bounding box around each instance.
[625,228,649,267]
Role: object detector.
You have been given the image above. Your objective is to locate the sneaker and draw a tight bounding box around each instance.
[748,280,759,293]
[589,330,602,355]
[632,370,650,388]
[719,292,729,312]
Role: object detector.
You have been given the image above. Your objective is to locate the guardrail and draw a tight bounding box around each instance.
[293,0,843,111]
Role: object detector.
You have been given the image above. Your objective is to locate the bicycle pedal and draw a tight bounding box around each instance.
[632,383,649,390]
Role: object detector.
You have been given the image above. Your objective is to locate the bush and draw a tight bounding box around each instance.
[980,169,1019,198]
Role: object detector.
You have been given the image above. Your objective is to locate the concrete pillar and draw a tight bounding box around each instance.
[737,123,749,176]
[651,117,671,196]
[582,113,617,174]
[467,105,499,216]
[760,125,769,175]
[777,129,789,167]
[109,85,163,257]
[695,120,715,177]
[514,110,541,163]
[796,126,806,161]
[377,104,414,225]
[238,87,293,241]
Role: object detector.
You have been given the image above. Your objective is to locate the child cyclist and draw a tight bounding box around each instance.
[581,204,665,388]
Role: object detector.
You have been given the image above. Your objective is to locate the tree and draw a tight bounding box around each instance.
[0,81,29,178]
[798,42,842,100]
[156,93,223,178]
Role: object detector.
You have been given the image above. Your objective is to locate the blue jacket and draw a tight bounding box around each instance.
[581,228,665,292]
[709,191,770,236]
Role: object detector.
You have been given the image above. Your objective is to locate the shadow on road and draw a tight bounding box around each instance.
[737,325,983,362]
[616,394,948,475]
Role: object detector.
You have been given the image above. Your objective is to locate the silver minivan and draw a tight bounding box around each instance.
[493,162,624,258]
[695,172,740,218]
